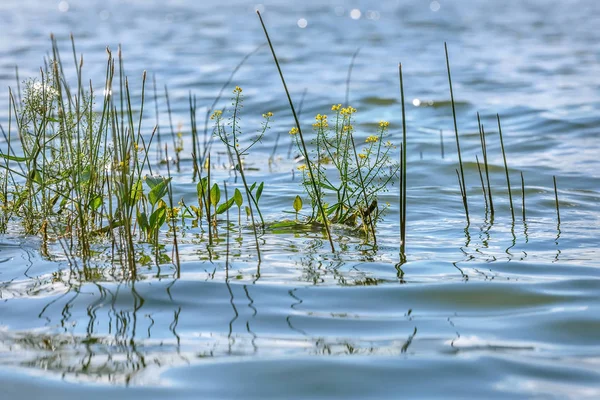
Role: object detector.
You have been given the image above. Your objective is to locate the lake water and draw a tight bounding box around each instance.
[1,0,600,398]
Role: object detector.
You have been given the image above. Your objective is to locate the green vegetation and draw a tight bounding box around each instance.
[0,17,565,275]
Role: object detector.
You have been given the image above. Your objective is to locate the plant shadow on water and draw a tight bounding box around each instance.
[1,5,600,399]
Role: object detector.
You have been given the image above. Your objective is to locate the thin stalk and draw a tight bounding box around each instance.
[152,74,163,163]
[349,133,377,244]
[257,10,335,252]
[189,92,199,180]
[399,63,407,254]
[201,44,264,172]
[345,48,360,107]
[553,175,560,225]
[165,144,180,277]
[286,88,307,159]
[164,85,180,169]
[497,114,514,221]
[521,171,526,221]
[445,43,469,224]
[477,113,494,216]
[476,155,488,210]
[206,153,212,244]
[224,181,230,269]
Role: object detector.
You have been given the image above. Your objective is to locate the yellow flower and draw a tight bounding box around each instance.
[210,110,223,120]
[233,86,243,93]
[315,114,327,121]
[289,127,299,135]
[342,124,353,132]
[340,106,357,116]
[358,153,367,159]
[297,164,307,171]
[313,121,329,129]
[263,111,273,119]
[365,135,379,143]
[379,120,390,129]
[331,104,342,111]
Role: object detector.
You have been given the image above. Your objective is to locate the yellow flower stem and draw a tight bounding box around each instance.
[349,133,377,245]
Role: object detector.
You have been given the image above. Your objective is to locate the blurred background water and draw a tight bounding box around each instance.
[1,0,600,398]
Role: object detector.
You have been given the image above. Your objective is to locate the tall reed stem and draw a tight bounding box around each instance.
[497,114,514,221]
[553,175,560,225]
[257,10,335,252]
[399,63,407,254]
[444,43,469,224]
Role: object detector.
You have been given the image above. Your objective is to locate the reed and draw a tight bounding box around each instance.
[475,155,488,210]
[521,171,526,221]
[165,144,180,276]
[257,10,335,252]
[553,175,560,225]
[477,113,494,216]
[345,48,361,107]
[399,64,407,254]
[497,114,514,221]
[444,43,469,224]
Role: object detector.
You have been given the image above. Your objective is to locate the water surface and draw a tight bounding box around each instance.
[1,0,600,398]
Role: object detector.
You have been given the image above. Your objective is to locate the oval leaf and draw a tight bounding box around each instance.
[256,182,264,201]
[210,183,220,206]
[216,197,235,214]
[293,195,303,213]
[233,188,243,208]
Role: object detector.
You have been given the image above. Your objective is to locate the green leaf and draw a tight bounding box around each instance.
[137,211,149,232]
[210,183,220,207]
[318,181,337,191]
[293,195,303,213]
[149,204,167,230]
[130,179,144,204]
[89,195,103,211]
[216,197,235,214]
[80,166,91,184]
[245,206,251,218]
[148,177,170,207]
[145,175,165,189]
[256,182,264,201]
[0,153,30,162]
[197,177,209,198]
[233,188,243,208]
[249,182,257,192]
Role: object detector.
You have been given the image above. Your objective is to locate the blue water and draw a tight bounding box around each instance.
[1,0,600,398]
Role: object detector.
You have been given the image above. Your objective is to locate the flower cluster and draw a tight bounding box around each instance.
[313,114,329,129]
[289,127,299,135]
[365,135,379,143]
[262,111,273,119]
[331,104,342,111]
[210,110,223,120]
[340,106,357,116]
[233,86,243,94]
[379,121,390,129]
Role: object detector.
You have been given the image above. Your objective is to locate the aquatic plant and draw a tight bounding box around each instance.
[290,106,399,243]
